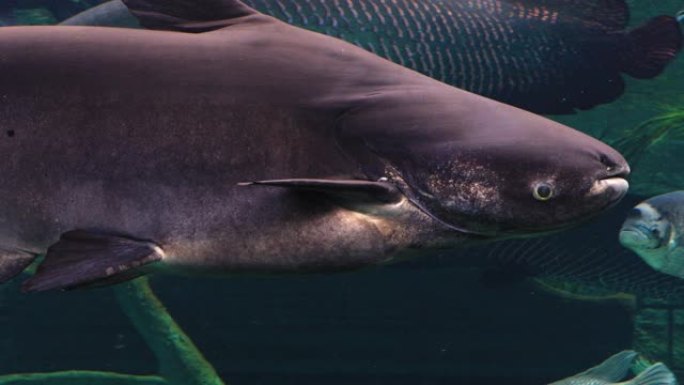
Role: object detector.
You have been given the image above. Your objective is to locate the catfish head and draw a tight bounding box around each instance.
[336,88,630,238]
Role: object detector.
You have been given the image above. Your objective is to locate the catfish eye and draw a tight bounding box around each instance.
[533,183,554,201]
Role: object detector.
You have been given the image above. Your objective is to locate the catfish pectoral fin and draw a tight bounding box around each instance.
[22,230,164,293]
[238,178,403,204]
[0,249,37,284]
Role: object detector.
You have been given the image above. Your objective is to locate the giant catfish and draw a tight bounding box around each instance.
[0,0,629,292]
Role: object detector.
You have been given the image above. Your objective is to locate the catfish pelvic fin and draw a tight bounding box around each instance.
[120,0,260,33]
[22,230,164,292]
[239,178,404,204]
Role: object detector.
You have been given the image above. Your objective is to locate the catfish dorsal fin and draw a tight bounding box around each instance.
[120,0,260,33]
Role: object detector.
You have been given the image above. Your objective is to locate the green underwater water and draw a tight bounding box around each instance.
[0,1,102,25]
[553,0,684,196]
[0,1,683,384]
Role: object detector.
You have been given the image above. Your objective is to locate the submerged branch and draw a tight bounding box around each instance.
[113,278,225,385]
[0,371,166,385]
[0,277,224,385]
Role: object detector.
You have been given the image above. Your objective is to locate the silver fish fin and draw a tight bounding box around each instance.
[22,230,164,292]
[579,350,638,381]
[120,0,260,33]
[239,178,403,204]
[0,249,37,284]
[626,363,678,385]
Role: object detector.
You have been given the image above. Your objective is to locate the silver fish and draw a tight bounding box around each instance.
[550,351,676,385]
[620,191,684,279]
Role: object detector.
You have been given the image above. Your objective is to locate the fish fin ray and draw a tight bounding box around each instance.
[22,230,163,292]
[626,363,677,385]
[120,0,261,32]
[619,16,683,79]
[0,249,37,284]
[578,350,638,381]
[71,271,146,290]
[239,178,403,204]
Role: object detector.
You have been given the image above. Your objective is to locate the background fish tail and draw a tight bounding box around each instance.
[618,15,683,79]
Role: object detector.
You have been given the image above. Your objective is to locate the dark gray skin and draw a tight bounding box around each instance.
[0,0,629,292]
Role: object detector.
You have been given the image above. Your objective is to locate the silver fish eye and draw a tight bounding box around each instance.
[532,182,554,201]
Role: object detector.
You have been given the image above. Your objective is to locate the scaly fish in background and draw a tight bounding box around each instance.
[59,0,683,114]
[399,194,684,301]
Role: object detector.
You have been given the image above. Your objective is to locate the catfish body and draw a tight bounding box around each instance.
[61,0,683,114]
[0,0,629,291]
[0,23,420,276]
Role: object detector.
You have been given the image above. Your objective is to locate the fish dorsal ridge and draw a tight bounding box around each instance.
[120,0,265,33]
[579,350,638,382]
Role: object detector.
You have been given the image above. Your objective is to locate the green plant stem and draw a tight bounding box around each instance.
[0,371,166,385]
[113,278,225,385]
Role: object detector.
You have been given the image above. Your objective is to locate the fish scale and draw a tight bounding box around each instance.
[392,195,684,302]
[247,0,571,101]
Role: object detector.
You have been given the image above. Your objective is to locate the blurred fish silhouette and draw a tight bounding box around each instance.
[61,0,683,114]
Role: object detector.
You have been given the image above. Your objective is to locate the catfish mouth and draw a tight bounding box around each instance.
[587,164,630,206]
[589,177,629,202]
